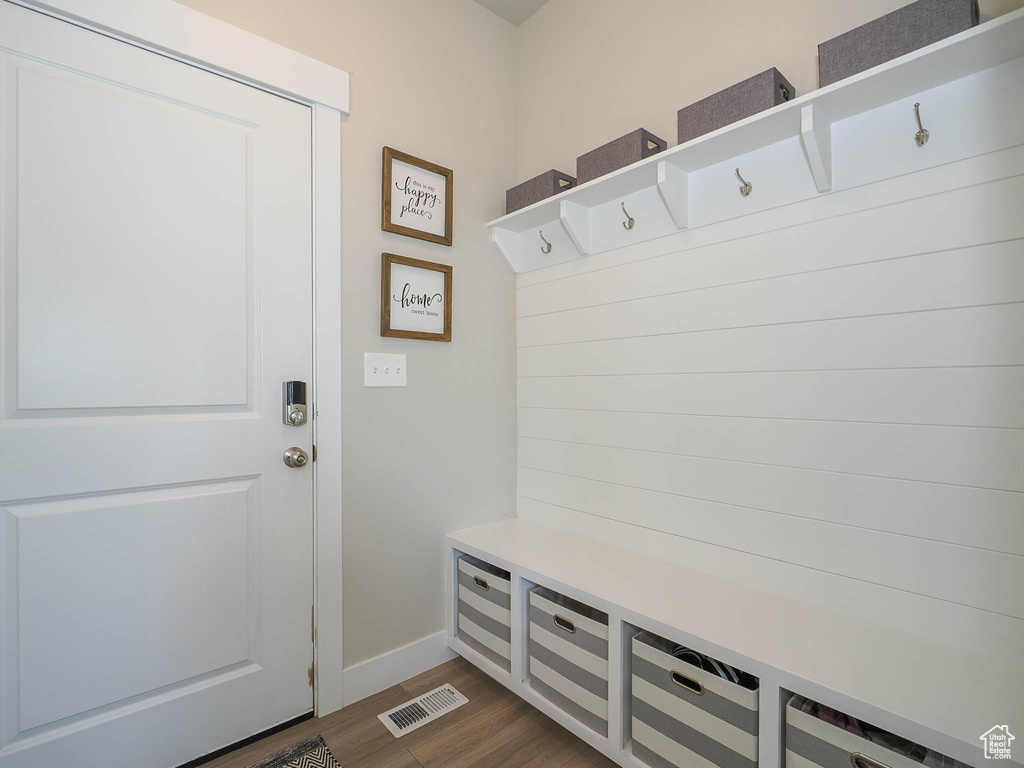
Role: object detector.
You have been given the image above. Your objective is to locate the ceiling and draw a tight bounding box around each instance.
[472,0,552,26]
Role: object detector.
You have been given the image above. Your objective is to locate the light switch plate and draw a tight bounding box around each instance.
[364,353,407,387]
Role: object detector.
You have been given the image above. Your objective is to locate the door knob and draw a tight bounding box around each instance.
[283,447,310,468]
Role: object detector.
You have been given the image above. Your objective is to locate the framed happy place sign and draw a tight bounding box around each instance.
[381,253,453,342]
[381,147,454,246]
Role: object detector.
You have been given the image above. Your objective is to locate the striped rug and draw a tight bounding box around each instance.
[246,736,341,768]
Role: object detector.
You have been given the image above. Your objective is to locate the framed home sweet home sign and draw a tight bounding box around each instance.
[381,147,454,246]
[381,253,453,342]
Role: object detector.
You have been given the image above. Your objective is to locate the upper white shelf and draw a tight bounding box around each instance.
[488,7,1024,272]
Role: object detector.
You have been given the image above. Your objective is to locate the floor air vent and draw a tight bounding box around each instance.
[377,684,468,738]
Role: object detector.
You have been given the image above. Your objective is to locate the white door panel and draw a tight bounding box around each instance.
[14,480,254,730]
[0,3,314,766]
[13,63,251,411]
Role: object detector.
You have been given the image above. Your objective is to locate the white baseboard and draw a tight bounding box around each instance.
[341,630,457,707]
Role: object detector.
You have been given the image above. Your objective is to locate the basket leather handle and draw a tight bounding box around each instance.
[851,754,893,768]
[670,670,704,696]
[553,614,577,634]
[472,576,489,591]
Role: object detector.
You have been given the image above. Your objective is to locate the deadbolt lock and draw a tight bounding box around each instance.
[283,381,308,426]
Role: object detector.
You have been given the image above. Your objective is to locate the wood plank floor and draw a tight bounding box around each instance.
[202,657,618,768]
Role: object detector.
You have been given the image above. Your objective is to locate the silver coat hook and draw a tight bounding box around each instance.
[621,202,635,230]
[914,102,929,147]
[539,230,552,254]
[735,168,752,197]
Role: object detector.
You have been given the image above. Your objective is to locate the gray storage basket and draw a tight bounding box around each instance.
[677,68,795,145]
[456,555,512,673]
[818,0,979,87]
[528,586,610,737]
[506,169,576,214]
[786,695,970,768]
[576,128,667,185]
[631,632,759,768]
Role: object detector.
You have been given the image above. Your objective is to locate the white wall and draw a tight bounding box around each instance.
[512,22,1024,661]
[515,150,1024,658]
[176,0,519,670]
[516,0,1024,180]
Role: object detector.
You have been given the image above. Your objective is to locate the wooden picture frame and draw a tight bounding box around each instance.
[381,147,454,246]
[381,253,453,342]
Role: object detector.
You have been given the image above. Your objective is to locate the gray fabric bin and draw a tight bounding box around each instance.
[631,632,759,768]
[677,68,795,145]
[506,169,576,215]
[818,0,979,87]
[528,586,610,737]
[786,695,970,768]
[576,128,667,185]
[456,555,512,673]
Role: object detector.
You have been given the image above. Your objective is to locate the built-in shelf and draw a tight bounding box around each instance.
[487,8,1024,273]
[447,519,1023,768]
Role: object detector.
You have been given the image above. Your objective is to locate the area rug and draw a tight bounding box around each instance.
[246,735,341,768]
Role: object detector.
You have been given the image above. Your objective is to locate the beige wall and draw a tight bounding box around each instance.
[516,0,1024,179]
[176,0,519,667]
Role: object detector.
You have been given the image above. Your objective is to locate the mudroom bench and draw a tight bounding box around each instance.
[445,518,1021,768]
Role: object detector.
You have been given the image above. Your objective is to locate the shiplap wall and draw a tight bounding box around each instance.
[515,73,1024,659]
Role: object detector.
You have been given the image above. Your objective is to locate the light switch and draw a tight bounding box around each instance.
[364,353,407,387]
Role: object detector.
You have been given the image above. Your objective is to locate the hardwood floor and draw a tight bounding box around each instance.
[201,657,618,768]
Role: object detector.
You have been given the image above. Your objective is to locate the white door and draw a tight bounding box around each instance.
[0,4,315,767]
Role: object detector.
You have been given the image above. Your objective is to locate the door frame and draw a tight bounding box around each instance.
[4,0,350,718]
